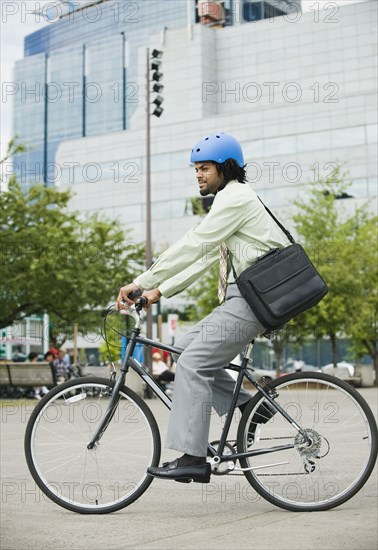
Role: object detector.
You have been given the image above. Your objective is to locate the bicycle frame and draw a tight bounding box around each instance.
[88,306,310,462]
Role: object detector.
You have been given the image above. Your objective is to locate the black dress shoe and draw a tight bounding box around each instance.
[147,459,211,483]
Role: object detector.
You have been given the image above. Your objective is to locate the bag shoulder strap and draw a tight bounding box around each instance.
[257,196,295,244]
[226,197,295,280]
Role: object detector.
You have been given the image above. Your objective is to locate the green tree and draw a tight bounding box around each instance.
[185,263,219,322]
[341,217,378,383]
[293,168,354,366]
[98,311,135,364]
[0,137,28,167]
[293,167,377,380]
[266,321,305,376]
[0,173,144,339]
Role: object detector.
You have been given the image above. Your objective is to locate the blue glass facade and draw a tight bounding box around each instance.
[13,0,190,187]
[84,33,126,136]
[24,1,190,57]
[13,53,47,184]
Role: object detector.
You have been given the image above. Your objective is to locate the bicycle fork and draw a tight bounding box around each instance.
[86,372,125,449]
[87,325,140,450]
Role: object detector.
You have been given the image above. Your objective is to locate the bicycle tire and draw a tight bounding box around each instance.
[25,376,161,514]
[236,372,377,512]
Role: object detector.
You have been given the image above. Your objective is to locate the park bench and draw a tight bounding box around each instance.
[0,362,56,389]
[0,363,115,389]
[0,362,145,397]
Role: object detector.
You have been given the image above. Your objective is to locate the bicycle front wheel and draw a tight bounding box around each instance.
[237,372,377,512]
[25,377,161,514]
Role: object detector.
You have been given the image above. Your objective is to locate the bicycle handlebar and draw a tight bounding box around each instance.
[119,289,148,316]
[128,289,148,312]
[128,289,142,300]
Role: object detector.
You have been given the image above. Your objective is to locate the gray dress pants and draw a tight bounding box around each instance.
[165,284,266,457]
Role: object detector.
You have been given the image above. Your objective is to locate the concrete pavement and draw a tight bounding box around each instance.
[1,389,377,550]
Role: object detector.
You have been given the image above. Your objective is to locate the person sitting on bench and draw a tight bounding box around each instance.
[152,352,175,386]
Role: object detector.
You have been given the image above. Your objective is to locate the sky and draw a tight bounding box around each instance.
[0,0,366,162]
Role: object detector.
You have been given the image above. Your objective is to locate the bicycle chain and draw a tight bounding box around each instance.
[220,436,296,476]
[222,435,325,477]
[229,471,310,476]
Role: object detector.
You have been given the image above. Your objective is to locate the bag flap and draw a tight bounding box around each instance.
[240,245,315,294]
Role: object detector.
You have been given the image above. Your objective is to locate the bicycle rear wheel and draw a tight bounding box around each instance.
[25,376,161,514]
[237,372,377,511]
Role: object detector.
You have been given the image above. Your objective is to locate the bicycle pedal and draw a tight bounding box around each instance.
[175,478,192,484]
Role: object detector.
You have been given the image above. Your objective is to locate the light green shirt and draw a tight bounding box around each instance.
[137,181,291,298]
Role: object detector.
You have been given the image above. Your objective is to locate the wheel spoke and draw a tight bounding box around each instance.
[237,372,377,511]
[25,378,160,513]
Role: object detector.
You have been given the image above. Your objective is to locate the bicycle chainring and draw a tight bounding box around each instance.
[209,441,236,475]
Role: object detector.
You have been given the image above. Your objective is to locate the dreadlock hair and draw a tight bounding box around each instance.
[214,158,247,186]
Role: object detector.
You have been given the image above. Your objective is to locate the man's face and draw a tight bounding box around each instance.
[195,162,224,196]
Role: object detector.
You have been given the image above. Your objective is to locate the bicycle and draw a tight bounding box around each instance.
[24,294,378,514]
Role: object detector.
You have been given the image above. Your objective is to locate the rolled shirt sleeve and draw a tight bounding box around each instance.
[135,182,290,298]
[158,246,219,298]
[136,188,248,294]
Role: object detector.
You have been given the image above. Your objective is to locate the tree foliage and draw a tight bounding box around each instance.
[341,218,377,379]
[0,175,144,338]
[293,167,377,381]
[185,263,219,322]
[0,137,28,167]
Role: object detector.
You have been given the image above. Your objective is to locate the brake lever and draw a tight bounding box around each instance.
[119,289,148,313]
[135,296,148,312]
[122,290,148,312]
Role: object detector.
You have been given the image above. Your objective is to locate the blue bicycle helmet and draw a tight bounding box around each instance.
[190,132,244,167]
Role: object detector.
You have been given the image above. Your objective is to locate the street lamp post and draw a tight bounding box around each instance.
[145,48,153,375]
[145,47,164,376]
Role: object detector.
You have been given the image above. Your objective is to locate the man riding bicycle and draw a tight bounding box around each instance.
[117,133,289,483]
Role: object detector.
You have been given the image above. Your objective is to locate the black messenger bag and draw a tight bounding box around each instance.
[229,201,329,330]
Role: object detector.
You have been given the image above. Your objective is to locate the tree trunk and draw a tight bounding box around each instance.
[373,352,378,388]
[362,339,377,387]
[275,350,281,379]
[330,333,338,368]
[271,336,285,378]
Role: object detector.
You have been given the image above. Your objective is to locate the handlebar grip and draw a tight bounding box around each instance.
[128,289,143,300]
[128,289,148,311]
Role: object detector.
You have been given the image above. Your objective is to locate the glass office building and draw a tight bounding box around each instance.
[12,0,300,187]
[10,0,376,252]
[13,0,189,186]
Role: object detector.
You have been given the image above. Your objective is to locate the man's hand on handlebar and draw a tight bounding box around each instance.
[116,284,161,311]
[116,283,140,309]
[142,289,162,308]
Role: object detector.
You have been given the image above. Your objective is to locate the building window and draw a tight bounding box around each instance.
[242,1,290,22]
[243,1,264,22]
